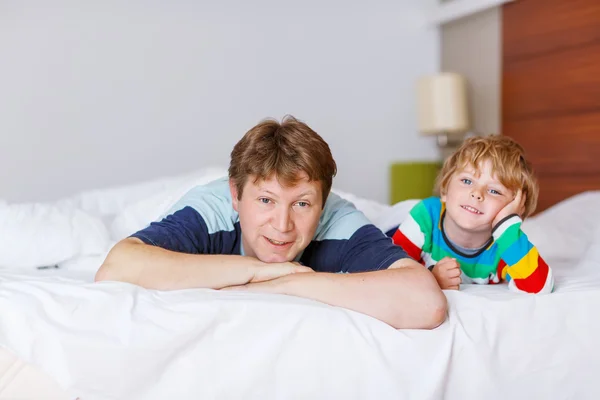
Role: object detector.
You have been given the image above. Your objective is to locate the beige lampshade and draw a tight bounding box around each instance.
[417,72,469,135]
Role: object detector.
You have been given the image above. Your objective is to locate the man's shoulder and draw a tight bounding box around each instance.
[314,192,372,241]
[163,177,238,234]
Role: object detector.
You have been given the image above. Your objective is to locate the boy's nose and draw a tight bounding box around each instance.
[470,192,483,201]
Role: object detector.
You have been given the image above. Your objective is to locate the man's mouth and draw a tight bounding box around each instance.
[266,237,292,246]
[461,205,483,214]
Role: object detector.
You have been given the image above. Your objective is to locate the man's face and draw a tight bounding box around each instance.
[230,174,324,263]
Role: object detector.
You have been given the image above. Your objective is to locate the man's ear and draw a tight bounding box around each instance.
[229,179,239,212]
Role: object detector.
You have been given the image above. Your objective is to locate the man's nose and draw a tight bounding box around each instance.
[272,206,294,232]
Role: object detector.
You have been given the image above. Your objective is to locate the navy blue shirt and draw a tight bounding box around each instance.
[132,178,408,273]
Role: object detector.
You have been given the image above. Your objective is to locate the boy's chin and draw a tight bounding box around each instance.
[456,221,493,233]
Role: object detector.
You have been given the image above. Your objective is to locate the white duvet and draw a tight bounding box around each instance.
[1,170,600,400]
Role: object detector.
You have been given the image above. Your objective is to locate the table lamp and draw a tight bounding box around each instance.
[417,72,470,147]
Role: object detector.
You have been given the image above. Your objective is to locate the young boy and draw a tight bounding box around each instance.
[390,135,554,294]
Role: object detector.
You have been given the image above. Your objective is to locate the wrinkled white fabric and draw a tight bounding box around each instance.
[1,255,599,400]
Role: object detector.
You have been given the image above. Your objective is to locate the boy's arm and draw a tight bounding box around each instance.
[223,258,448,330]
[493,215,554,294]
[391,200,433,265]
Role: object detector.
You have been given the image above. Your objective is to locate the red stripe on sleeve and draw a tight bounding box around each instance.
[392,229,422,262]
[497,259,507,280]
[512,255,550,293]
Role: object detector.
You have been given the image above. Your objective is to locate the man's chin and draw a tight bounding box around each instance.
[257,253,296,264]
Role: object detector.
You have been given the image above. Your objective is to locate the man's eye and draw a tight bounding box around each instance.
[296,201,309,208]
[259,198,271,204]
[461,178,472,185]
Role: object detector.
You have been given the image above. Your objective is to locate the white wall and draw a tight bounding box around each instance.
[0,0,439,204]
[440,0,501,138]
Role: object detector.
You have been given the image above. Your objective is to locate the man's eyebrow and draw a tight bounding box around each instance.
[258,188,278,197]
[297,190,317,197]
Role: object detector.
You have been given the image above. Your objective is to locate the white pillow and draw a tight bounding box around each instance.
[109,168,229,241]
[522,191,600,262]
[372,199,420,234]
[330,189,393,224]
[0,201,110,270]
[582,222,600,266]
[66,167,228,218]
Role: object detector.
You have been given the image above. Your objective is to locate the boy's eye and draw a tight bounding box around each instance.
[460,178,472,185]
[489,189,502,195]
[259,198,271,204]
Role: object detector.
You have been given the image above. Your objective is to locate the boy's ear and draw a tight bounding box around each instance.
[440,189,447,202]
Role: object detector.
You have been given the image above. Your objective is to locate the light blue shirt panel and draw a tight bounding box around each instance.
[161,178,239,236]
[162,177,369,244]
[314,192,371,241]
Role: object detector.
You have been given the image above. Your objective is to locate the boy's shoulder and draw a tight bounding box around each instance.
[414,197,443,213]
[406,197,444,225]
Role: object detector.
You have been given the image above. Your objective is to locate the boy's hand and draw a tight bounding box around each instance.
[431,257,461,290]
[493,190,526,227]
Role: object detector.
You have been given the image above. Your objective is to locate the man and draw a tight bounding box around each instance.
[95,116,447,329]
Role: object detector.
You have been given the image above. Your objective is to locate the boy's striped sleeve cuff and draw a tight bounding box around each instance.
[492,214,521,241]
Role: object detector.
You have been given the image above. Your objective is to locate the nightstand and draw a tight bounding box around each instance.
[389,162,441,204]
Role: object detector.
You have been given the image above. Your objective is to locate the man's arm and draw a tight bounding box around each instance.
[223,258,448,330]
[95,238,312,290]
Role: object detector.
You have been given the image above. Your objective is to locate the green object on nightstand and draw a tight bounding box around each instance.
[390,162,441,204]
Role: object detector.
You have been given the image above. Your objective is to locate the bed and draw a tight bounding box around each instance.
[1,166,600,400]
[3,3,600,397]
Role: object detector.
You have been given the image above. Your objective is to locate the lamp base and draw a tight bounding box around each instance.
[436,132,465,148]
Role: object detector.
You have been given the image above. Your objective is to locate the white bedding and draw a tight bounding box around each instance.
[1,256,600,400]
[1,171,600,400]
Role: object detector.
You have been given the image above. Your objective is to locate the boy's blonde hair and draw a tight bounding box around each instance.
[436,135,539,218]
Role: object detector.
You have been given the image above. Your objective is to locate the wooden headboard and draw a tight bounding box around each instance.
[502,0,600,213]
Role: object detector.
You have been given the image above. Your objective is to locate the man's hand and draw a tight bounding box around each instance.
[431,257,461,290]
[221,277,289,293]
[493,190,526,227]
[249,262,314,283]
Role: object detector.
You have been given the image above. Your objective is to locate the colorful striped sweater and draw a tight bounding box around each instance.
[391,197,554,294]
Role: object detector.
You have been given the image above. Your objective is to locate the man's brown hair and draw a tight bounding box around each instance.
[437,135,539,218]
[229,115,337,207]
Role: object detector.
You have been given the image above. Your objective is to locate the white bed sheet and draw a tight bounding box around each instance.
[1,253,599,400]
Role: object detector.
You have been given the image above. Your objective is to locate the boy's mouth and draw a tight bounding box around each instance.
[461,205,483,214]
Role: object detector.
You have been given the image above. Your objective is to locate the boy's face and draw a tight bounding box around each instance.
[230,173,324,264]
[441,160,514,235]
